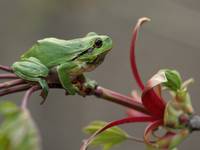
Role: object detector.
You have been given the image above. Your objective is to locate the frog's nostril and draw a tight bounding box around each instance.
[105,37,112,44]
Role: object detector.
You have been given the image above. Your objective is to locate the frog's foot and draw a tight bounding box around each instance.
[66,86,79,95]
[64,84,78,95]
[76,80,98,96]
[84,80,98,90]
[71,75,98,96]
[39,79,49,104]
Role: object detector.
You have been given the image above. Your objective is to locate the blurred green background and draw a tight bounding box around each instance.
[0,0,200,149]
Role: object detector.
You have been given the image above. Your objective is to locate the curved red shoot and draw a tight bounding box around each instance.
[130,17,150,91]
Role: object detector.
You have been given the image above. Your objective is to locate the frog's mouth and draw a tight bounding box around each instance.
[72,47,111,65]
[72,47,95,61]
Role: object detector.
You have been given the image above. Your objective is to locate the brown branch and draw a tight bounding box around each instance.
[0,83,31,96]
[0,65,13,72]
[0,66,150,115]
[0,74,18,79]
[21,85,40,109]
[0,79,25,89]
[94,86,149,115]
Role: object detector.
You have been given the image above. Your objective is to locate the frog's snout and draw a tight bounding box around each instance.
[104,36,113,50]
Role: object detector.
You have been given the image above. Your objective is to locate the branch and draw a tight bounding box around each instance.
[0,65,13,72]
[21,85,40,109]
[94,86,149,114]
[0,65,150,114]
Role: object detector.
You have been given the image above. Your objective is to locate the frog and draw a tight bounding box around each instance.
[11,32,112,100]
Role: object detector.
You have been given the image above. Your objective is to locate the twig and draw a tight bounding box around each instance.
[94,86,149,115]
[0,83,31,96]
[0,65,150,114]
[0,79,25,89]
[21,85,40,109]
[0,74,18,79]
[0,65,13,72]
[0,76,149,114]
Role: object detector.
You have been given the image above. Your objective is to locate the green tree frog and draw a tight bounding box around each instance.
[12,32,112,99]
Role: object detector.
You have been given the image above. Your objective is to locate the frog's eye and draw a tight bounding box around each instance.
[94,38,103,48]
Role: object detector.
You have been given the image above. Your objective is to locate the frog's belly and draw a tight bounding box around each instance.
[69,64,96,77]
[69,53,106,77]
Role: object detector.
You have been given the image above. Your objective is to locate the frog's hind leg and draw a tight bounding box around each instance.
[12,57,49,102]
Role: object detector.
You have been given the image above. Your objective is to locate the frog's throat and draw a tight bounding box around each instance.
[88,52,108,66]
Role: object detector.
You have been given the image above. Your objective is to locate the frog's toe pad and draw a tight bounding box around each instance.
[84,80,98,89]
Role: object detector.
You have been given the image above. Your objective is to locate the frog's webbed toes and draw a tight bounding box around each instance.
[84,80,98,90]
[38,79,49,104]
[64,85,77,95]
[75,80,98,96]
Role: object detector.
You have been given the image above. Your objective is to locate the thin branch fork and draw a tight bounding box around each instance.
[0,65,148,114]
[21,85,40,109]
[0,65,13,72]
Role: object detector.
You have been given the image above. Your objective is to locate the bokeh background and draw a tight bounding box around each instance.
[0,0,200,149]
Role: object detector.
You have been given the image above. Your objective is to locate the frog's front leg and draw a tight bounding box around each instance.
[83,76,98,90]
[12,57,49,99]
[74,74,98,96]
[57,62,80,95]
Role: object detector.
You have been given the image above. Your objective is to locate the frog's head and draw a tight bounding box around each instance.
[76,32,112,66]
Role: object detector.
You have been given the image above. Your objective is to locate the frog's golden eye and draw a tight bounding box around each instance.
[94,38,103,48]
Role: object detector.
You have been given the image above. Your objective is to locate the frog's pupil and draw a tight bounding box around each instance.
[94,38,103,48]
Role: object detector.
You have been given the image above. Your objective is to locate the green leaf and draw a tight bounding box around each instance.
[0,101,18,116]
[83,121,129,150]
[0,101,41,150]
[160,69,182,91]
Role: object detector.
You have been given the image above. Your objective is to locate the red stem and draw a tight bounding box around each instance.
[0,79,25,89]
[95,86,150,115]
[0,83,31,96]
[0,70,150,115]
[0,74,18,79]
[0,65,13,72]
[21,85,40,109]
[0,79,150,115]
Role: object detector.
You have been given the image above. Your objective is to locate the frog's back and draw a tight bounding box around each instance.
[21,38,84,67]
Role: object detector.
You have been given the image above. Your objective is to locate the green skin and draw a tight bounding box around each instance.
[12,32,112,99]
